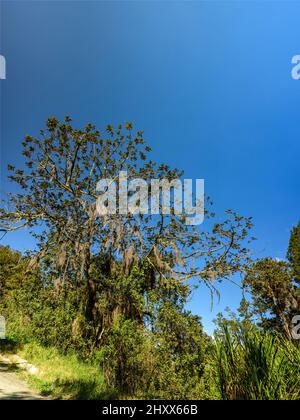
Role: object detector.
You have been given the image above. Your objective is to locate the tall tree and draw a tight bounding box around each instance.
[0,117,253,333]
[244,258,298,339]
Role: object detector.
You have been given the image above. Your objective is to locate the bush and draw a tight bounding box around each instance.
[95,316,155,397]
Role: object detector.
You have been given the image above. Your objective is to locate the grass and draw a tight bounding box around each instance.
[2,330,299,400]
[2,340,115,400]
[212,327,300,400]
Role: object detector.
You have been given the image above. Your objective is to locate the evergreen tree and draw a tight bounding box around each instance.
[287,221,300,297]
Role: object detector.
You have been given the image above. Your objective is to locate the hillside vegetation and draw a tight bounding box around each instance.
[0,117,299,399]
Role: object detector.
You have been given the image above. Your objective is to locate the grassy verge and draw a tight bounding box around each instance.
[1,340,115,400]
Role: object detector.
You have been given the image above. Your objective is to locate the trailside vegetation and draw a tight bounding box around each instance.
[0,117,299,399]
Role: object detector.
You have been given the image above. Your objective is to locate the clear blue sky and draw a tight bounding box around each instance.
[1,1,300,334]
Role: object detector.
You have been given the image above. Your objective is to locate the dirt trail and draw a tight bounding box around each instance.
[0,360,44,400]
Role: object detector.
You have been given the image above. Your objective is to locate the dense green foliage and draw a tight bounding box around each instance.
[244,258,298,339]
[0,245,212,399]
[287,222,300,296]
[0,118,299,400]
[1,242,300,400]
[212,326,300,400]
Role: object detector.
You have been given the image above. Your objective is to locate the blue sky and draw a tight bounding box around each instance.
[1,1,300,334]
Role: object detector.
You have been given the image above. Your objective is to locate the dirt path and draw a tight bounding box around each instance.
[0,360,44,400]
